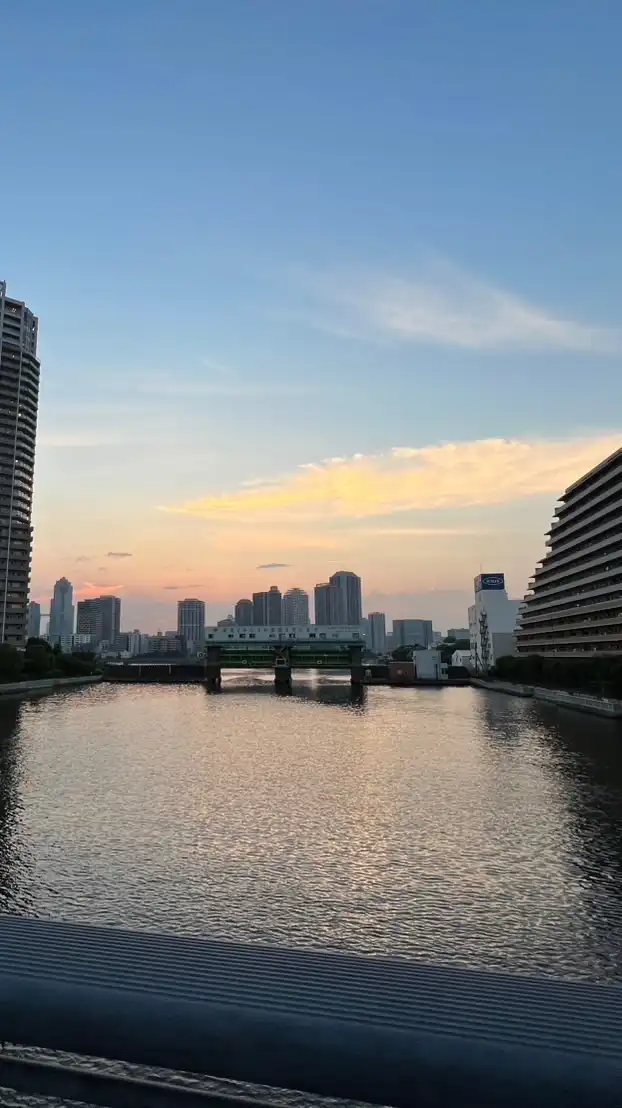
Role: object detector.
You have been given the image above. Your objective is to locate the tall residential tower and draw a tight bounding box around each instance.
[49,577,74,647]
[329,571,362,625]
[282,587,309,625]
[0,282,40,644]
[177,598,206,647]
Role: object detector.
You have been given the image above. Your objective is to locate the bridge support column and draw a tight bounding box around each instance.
[274,648,292,690]
[205,646,221,692]
[349,645,365,686]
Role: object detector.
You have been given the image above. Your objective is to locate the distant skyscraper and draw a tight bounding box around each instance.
[314,582,339,625]
[392,619,433,649]
[75,595,121,645]
[329,571,362,625]
[282,587,309,625]
[27,600,41,639]
[234,598,253,625]
[76,599,100,639]
[99,595,121,645]
[252,591,268,625]
[0,282,41,645]
[177,598,205,646]
[267,585,282,625]
[368,612,387,653]
[48,578,74,645]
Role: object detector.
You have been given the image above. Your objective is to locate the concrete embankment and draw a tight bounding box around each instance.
[472,678,622,719]
[0,675,100,700]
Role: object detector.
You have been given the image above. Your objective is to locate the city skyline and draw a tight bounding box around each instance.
[2,3,621,633]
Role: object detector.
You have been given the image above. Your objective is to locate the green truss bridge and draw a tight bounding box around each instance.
[104,624,365,690]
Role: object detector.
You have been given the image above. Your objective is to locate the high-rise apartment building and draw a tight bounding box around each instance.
[75,595,121,645]
[234,598,253,625]
[267,585,282,625]
[252,591,268,625]
[282,587,309,625]
[329,571,362,625]
[177,598,205,646]
[0,282,41,645]
[48,577,74,646]
[469,574,520,673]
[76,599,100,639]
[517,447,622,658]
[314,582,339,625]
[392,618,433,649]
[27,600,41,639]
[99,595,121,645]
[368,612,387,653]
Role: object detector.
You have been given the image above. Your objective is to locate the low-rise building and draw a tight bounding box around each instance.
[451,649,472,669]
[414,649,448,681]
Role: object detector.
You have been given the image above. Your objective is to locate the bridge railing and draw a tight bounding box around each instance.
[1,916,622,1107]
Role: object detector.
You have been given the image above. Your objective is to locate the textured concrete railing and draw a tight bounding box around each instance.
[1,916,622,1106]
[0,675,100,698]
[472,677,622,717]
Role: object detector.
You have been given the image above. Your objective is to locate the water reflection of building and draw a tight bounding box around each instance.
[0,701,25,911]
[475,688,622,978]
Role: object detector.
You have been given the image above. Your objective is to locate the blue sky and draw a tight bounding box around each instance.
[2,0,621,628]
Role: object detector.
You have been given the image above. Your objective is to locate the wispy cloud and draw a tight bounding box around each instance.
[125,376,318,398]
[81,582,124,592]
[199,356,232,375]
[163,433,621,523]
[107,551,132,558]
[256,562,291,569]
[306,261,621,353]
[75,555,93,563]
[162,583,203,590]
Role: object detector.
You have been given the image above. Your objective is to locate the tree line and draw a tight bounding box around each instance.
[0,639,99,683]
[494,654,622,699]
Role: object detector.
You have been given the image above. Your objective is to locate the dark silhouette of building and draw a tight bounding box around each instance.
[329,571,362,625]
[234,599,253,625]
[314,582,340,625]
[76,595,121,645]
[0,282,40,645]
[267,585,282,625]
[252,591,268,625]
[282,588,310,625]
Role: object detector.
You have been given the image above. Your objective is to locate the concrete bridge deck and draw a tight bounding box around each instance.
[1,915,622,1107]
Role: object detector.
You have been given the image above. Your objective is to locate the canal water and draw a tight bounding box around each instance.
[2,675,622,983]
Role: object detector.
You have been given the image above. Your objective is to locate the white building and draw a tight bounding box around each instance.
[469,573,520,674]
[414,649,448,681]
[177,598,205,648]
[49,578,74,646]
[282,588,310,625]
[368,612,387,653]
[451,649,472,669]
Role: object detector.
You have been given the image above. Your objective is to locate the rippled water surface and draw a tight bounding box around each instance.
[2,676,622,981]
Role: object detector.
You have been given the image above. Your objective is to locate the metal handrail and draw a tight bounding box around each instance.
[1,915,622,1107]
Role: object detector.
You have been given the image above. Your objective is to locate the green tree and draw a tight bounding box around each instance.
[0,644,24,682]
[24,640,54,679]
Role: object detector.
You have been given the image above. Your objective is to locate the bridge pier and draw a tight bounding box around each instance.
[204,645,222,692]
[274,647,292,690]
[349,645,365,686]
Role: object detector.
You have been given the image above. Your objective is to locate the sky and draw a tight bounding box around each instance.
[1,0,621,630]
